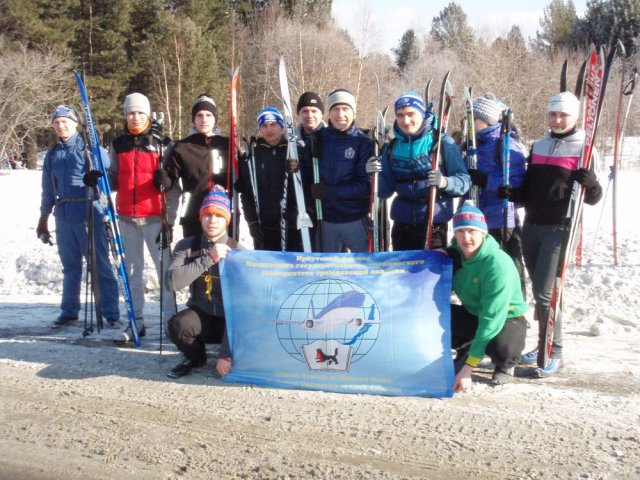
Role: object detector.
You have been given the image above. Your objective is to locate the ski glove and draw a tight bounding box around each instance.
[153,168,172,190]
[36,214,52,245]
[285,159,300,174]
[574,168,598,189]
[468,168,488,188]
[497,184,512,199]
[445,246,462,273]
[310,182,327,200]
[365,156,382,174]
[156,224,173,249]
[150,120,163,141]
[426,170,448,189]
[83,170,103,187]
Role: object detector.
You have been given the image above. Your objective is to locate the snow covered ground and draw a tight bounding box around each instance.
[0,162,639,479]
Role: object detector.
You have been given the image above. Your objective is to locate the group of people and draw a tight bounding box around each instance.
[37,82,601,390]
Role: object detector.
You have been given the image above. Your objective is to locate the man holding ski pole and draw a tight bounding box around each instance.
[107,93,178,343]
[499,91,602,377]
[367,92,469,250]
[467,94,527,296]
[37,105,121,329]
[236,107,302,251]
[160,94,230,239]
[300,89,373,253]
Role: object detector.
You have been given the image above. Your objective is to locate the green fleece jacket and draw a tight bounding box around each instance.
[451,234,527,366]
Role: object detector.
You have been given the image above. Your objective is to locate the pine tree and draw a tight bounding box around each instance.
[430,2,475,54]
[533,0,577,51]
[392,29,418,74]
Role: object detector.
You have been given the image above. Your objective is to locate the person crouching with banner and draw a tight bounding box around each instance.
[166,186,244,378]
[444,201,527,392]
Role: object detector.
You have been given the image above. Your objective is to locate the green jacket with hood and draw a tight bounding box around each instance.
[451,234,527,366]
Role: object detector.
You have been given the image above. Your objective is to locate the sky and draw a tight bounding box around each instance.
[332,0,588,55]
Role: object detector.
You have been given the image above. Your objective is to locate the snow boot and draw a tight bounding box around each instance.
[491,366,515,385]
[117,320,146,344]
[52,315,78,329]
[534,357,564,378]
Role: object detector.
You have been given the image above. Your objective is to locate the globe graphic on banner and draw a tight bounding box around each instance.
[275,278,380,365]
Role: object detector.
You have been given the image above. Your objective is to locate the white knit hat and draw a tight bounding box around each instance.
[327,89,356,114]
[124,93,151,117]
[547,91,580,119]
[473,94,504,126]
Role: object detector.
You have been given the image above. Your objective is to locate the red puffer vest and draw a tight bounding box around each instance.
[111,132,162,218]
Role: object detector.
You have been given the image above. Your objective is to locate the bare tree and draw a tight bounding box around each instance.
[0,43,71,168]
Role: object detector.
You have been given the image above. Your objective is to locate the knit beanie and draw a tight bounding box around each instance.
[51,105,78,124]
[192,94,218,121]
[394,92,426,118]
[297,92,325,114]
[473,94,503,126]
[257,107,285,128]
[547,91,580,119]
[327,89,356,114]
[124,93,151,117]
[452,201,488,233]
[199,185,231,223]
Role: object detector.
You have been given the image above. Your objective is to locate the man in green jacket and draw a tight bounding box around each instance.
[446,201,527,392]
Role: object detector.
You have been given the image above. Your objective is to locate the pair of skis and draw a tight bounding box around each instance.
[367,74,389,253]
[72,71,141,347]
[278,57,313,252]
[542,45,614,369]
[425,72,453,249]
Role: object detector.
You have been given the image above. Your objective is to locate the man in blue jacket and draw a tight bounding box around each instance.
[368,92,470,250]
[301,89,373,252]
[37,105,121,329]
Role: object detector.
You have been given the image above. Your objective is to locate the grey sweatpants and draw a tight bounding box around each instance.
[120,218,176,324]
[521,223,564,358]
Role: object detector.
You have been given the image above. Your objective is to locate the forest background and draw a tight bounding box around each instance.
[1,0,639,169]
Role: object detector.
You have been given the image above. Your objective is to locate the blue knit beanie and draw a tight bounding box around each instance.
[452,201,488,233]
[257,107,284,128]
[51,105,78,123]
[394,92,426,118]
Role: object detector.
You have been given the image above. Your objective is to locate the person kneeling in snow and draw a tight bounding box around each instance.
[166,186,244,379]
[444,202,527,392]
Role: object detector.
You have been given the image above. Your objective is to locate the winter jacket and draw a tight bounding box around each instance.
[40,132,109,222]
[164,132,230,226]
[378,118,470,225]
[450,234,527,366]
[109,127,165,219]
[474,123,526,229]
[520,129,602,225]
[166,232,244,358]
[301,123,373,223]
[236,137,298,227]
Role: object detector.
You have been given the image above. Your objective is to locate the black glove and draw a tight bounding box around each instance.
[426,170,447,189]
[150,120,163,141]
[497,184,512,200]
[286,159,300,174]
[156,224,173,249]
[574,168,597,189]
[445,246,462,273]
[248,221,264,248]
[83,170,103,187]
[468,168,488,188]
[36,214,52,245]
[310,182,327,200]
[153,168,172,190]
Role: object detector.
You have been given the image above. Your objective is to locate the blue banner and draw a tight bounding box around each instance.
[220,250,454,398]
